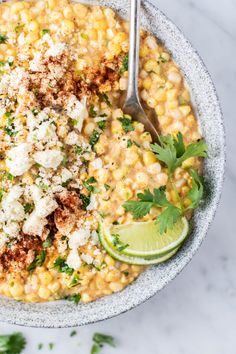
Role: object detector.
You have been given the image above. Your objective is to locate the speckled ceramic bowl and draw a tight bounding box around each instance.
[0,0,225,327]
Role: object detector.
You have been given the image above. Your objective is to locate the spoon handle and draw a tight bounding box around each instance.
[126,0,141,104]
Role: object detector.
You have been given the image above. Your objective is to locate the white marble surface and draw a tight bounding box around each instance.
[1,0,235,353]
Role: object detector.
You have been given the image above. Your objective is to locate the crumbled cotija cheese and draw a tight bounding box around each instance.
[33,150,64,169]
[6,143,33,177]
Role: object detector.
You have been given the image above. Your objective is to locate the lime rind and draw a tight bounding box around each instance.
[105,217,189,258]
[98,223,181,266]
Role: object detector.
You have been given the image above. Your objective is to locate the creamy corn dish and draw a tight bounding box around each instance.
[0,0,206,303]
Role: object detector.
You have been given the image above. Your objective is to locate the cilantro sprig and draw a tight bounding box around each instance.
[150,132,208,174]
[123,168,204,234]
[0,332,26,354]
[123,187,182,234]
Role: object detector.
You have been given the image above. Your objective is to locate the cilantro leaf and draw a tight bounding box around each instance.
[156,204,182,234]
[118,117,134,133]
[123,200,153,219]
[111,234,129,252]
[80,193,90,210]
[187,169,204,209]
[0,332,26,354]
[53,257,74,276]
[93,333,115,348]
[83,177,97,192]
[123,188,182,234]
[89,105,97,118]
[0,33,7,44]
[23,203,33,214]
[120,54,129,73]
[65,293,81,304]
[151,132,208,173]
[27,250,46,273]
[97,120,106,131]
[41,29,50,36]
[91,344,101,354]
[89,130,101,150]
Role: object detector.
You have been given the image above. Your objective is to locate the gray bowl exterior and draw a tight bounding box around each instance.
[0,0,225,327]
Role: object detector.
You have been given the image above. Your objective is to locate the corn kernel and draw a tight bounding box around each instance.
[28,20,39,32]
[154,88,166,102]
[144,59,160,74]
[143,77,152,90]
[143,151,157,166]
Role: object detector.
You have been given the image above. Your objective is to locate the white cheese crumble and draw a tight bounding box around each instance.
[90,158,103,170]
[64,131,79,145]
[3,222,20,238]
[66,249,82,270]
[66,95,88,132]
[22,212,47,237]
[86,194,98,211]
[81,253,93,265]
[33,150,64,169]
[34,196,58,218]
[45,42,66,57]
[68,228,90,248]
[29,52,44,72]
[61,168,73,182]
[6,143,32,176]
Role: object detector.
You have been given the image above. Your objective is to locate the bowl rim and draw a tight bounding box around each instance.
[0,0,226,328]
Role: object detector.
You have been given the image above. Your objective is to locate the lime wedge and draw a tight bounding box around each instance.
[103,217,188,258]
[98,222,184,265]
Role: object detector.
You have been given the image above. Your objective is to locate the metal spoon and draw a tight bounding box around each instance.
[123,0,160,143]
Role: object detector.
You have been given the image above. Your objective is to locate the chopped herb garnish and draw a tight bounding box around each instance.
[53,257,74,276]
[80,32,88,40]
[14,24,24,32]
[97,120,106,131]
[38,343,43,350]
[70,330,77,337]
[126,139,140,148]
[104,184,110,191]
[32,108,38,116]
[89,105,97,118]
[48,342,54,350]
[83,176,97,192]
[0,188,5,202]
[4,172,14,181]
[41,29,50,36]
[23,203,33,214]
[27,250,47,273]
[75,145,83,155]
[43,231,54,248]
[111,234,129,252]
[4,114,17,137]
[150,132,208,174]
[89,130,101,150]
[157,54,169,63]
[118,117,134,133]
[68,273,81,288]
[120,53,129,73]
[0,33,7,44]
[61,156,68,166]
[122,271,129,276]
[0,332,26,354]
[99,93,111,107]
[65,293,81,304]
[80,193,90,210]
[93,333,115,348]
